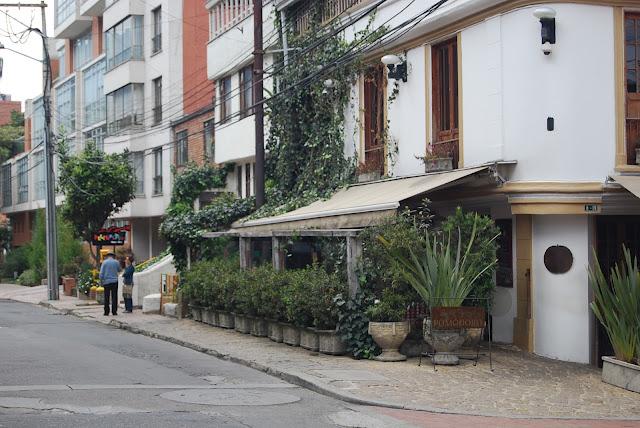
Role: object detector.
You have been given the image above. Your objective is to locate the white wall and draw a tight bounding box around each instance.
[533,215,591,363]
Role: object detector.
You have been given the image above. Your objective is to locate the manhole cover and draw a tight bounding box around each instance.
[160,389,301,406]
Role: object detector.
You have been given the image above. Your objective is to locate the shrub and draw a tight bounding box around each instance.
[335,291,379,359]
[365,288,408,322]
[1,246,29,278]
[17,269,41,287]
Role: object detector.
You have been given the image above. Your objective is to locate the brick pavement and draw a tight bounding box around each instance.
[2,283,639,422]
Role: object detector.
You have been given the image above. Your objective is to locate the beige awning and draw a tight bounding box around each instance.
[233,166,489,232]
[613,175,640,199]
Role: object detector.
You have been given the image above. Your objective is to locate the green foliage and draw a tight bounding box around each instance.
[76,268,99,295]
[334,292,379,359]
[17,269,40,287]
[135,249,171,272]
[170,162,233,206]
[0,110,24,163]
[1,246,29,278]
[0,218,11,251]
[57,141,135,262]
[379,213,497,308]
[365,288,408,322]
[589,246,640,364]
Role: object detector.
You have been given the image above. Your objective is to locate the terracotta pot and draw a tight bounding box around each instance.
[423,318,465,365]
[233,313,251,334]
[317,329,346,355]
[217,310,235,329]
[267,319,284,343]
[300,328,319,352]
[368,321,410,362]
[249,316,268,337]
[280,323,301,346]
[62,277,76,297]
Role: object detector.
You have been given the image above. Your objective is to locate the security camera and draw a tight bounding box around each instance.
[541,42,553,56]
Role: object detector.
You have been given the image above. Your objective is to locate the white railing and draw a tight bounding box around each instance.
[209,0,253,39]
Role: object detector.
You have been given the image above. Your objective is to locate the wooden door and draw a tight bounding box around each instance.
[626,14,640,165]
[431,38,459,168]
[363,65,386,176]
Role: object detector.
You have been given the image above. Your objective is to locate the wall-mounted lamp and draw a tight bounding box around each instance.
[533,7,556,55]
[322,79,334,95]
[381,54,407,82]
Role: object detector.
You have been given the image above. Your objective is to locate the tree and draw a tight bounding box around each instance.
[57,141,135,263]
[0,110,24,163]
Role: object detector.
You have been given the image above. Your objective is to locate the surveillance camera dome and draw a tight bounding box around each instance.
[541,42,553,55]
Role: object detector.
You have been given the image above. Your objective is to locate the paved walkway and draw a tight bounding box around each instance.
[2,284,639,423]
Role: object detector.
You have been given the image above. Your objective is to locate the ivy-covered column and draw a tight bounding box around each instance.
[346,235,362,298]
[239,237,252,269]
[272,237,285,271]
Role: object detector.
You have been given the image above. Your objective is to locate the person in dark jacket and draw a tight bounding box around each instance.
[122,255,135,313]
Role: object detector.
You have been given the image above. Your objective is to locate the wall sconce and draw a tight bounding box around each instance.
[533,7,556,55]
[322,79,334,95]
[381,54,407,82]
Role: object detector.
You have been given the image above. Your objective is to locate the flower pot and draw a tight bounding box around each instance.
[249,316,268,337]
[62,277,76,297]
[234,313,251,334]
[77,292,90,301]
[317,329,346,355]
[267,319,284,343]
[602,356,640,394]
[424,157,453,173]
[300,328,319,352]
[281,323,301,346]
[368,321,410,362]
[423,318,466,365]
[357,171,381,183]
[217,310,235,329]
[189,304,202,322]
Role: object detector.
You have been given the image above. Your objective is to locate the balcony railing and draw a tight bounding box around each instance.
[209,0,253,39]
[107,113,143,135]
[107,45,144,71]
[291,0,364,35]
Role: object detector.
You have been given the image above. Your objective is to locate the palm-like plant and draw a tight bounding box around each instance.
[589,246,640,364]
[378,214,497,308]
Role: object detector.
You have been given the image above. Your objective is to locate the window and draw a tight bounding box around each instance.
[496,219,513,288]
[83,58,106,127]
[56,0,75,26]
[33,151,45,201]
[152,6,162,54]
[58,46,66,78]
[219,76,232,123]
[153,148,163,195]
[106,83,144,134]
[176,130,188,166]
[17,157,28,203]
[105,15,144,71]
[2,164,11,207]
[236,165,242,197]
[55,77,76,135]
[431,37,459,168]
[245,162,251,197]
[73,30,92,70]
[625,14,640,165]
[239,65,253,118]
[363,65,386,176]
[153,76,162,125]
[129,151,144,196]
[84,125,106,151]
[31,97,45,149]
[204,119,214,160]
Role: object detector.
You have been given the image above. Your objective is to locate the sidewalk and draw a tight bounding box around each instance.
[2,283,639,421]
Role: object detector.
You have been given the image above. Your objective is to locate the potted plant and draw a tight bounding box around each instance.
[379,214,496,365]
[281,270,312,346]
[233,277,252,334]
[264,270,287,343]
[417,151,453,173]
[589,246,640,393]
[356,161,382,183]
[366,289,410,361]
[247,266,269,337]
[311,271,347,355]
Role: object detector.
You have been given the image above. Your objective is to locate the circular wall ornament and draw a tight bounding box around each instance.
[544,245,573,274]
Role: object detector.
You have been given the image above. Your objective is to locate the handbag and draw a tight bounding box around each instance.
[123,284,133,297]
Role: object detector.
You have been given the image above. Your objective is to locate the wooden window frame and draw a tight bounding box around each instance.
[625,13,640,165]
[176,130,188,166]
[431,37,459,168]
[239,64,254,119]
[219,76,232,123]
[362,64,386,176]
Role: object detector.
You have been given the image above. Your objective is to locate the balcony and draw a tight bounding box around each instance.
[80,0,106,16]
[214,115,256,164]
[289,0,366,35]
[103,0,145,31]
[54,0,92,39]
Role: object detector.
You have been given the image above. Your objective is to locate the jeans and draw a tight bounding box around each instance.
[103,282,118,315]
[124,295,133,312]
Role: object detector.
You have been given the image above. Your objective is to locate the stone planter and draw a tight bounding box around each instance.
[357,171,381,183]
[202,308,215,325]
[234,313,251,334]
[424,157,453,173]
[62,277,76,297]
[423,318,466,365]
[217,310,235,329]
[249,316,268,337]
[189,304,202,322]
[208,309,220,327]
[463,327,483,348]
[602,356,640,393]
[281,323,301,346]
[317,329,346,355]
[300,328,319,352]
[368,321,410,362]
[267,319,284,343]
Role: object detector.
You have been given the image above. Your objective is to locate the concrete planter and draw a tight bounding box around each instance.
[202,308,215,325]
[424,157,453,173]
[368,321,410,362]
[357,171,381,183]
[423,318,466,365]
[267,319,284,343]
[77,292,90,301]
[249,316,268,337]
[602,356,640,394]
[189,304,203,322]
[317,329,346,355]
[233,313,251,334]
[300,328,319,352]
[217,310,235,329]
[281,323,301,346]
[208,309,220,327]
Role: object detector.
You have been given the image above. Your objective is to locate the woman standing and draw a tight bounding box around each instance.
[122,255,135,313]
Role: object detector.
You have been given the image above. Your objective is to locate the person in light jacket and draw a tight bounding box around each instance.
[122,255,135,313]
[99,252,121,316]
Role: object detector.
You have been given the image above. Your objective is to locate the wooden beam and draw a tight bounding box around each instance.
[346,236,363,298]
[239,237,252,269]
[272,236,285,271]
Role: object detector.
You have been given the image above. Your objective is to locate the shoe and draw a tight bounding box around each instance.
[124,310,132,313]
[104,313,109,316]
[112,313,117,316]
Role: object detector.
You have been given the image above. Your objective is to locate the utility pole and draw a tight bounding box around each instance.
[253,0,265,208]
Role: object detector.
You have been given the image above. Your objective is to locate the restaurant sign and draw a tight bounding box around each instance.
[431,307,486,330]
[91,225,131,246]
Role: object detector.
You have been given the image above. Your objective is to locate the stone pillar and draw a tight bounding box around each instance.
[346,236,362,298]
[272,237,285,271]
[239,237,252,269]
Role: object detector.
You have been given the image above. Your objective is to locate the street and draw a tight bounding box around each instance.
[0,300,409,428]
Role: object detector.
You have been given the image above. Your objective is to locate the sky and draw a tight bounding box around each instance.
[0,1,55,110]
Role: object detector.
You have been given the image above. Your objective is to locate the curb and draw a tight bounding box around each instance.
[35,300,640,422]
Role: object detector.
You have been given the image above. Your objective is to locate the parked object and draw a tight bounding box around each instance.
[368,321,410,361]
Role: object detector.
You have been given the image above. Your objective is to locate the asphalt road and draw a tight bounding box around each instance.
[0,300,412,428]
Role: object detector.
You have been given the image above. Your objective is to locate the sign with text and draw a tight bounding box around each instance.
[91,225,131,246]
[431,306,486,330]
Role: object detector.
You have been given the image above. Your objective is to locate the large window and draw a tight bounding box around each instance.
[129,151,144,196]
[55,77,76,135]
[73,30,92,70]
[58,46,66,78]
[84,125,106,151]
[152,148,163,195]
[219,76,232,123]
[176,130,188,166]
[2,164,11,207]
[56,0,75,26]
[204,119,214,160]
[153,76,162,125]
[431,37,459,168]
[152,6,162,54]
[363,65,385,176]
[17,157,28,204]
[31,97,45,149]
[32,150,45,201]
[239,65,253,118]
[83,58,106,127]
[625,13,640,165]
[105,15,144,71]
[106,83,144,135]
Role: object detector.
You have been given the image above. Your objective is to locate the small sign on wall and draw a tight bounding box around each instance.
[584,204,600,214]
